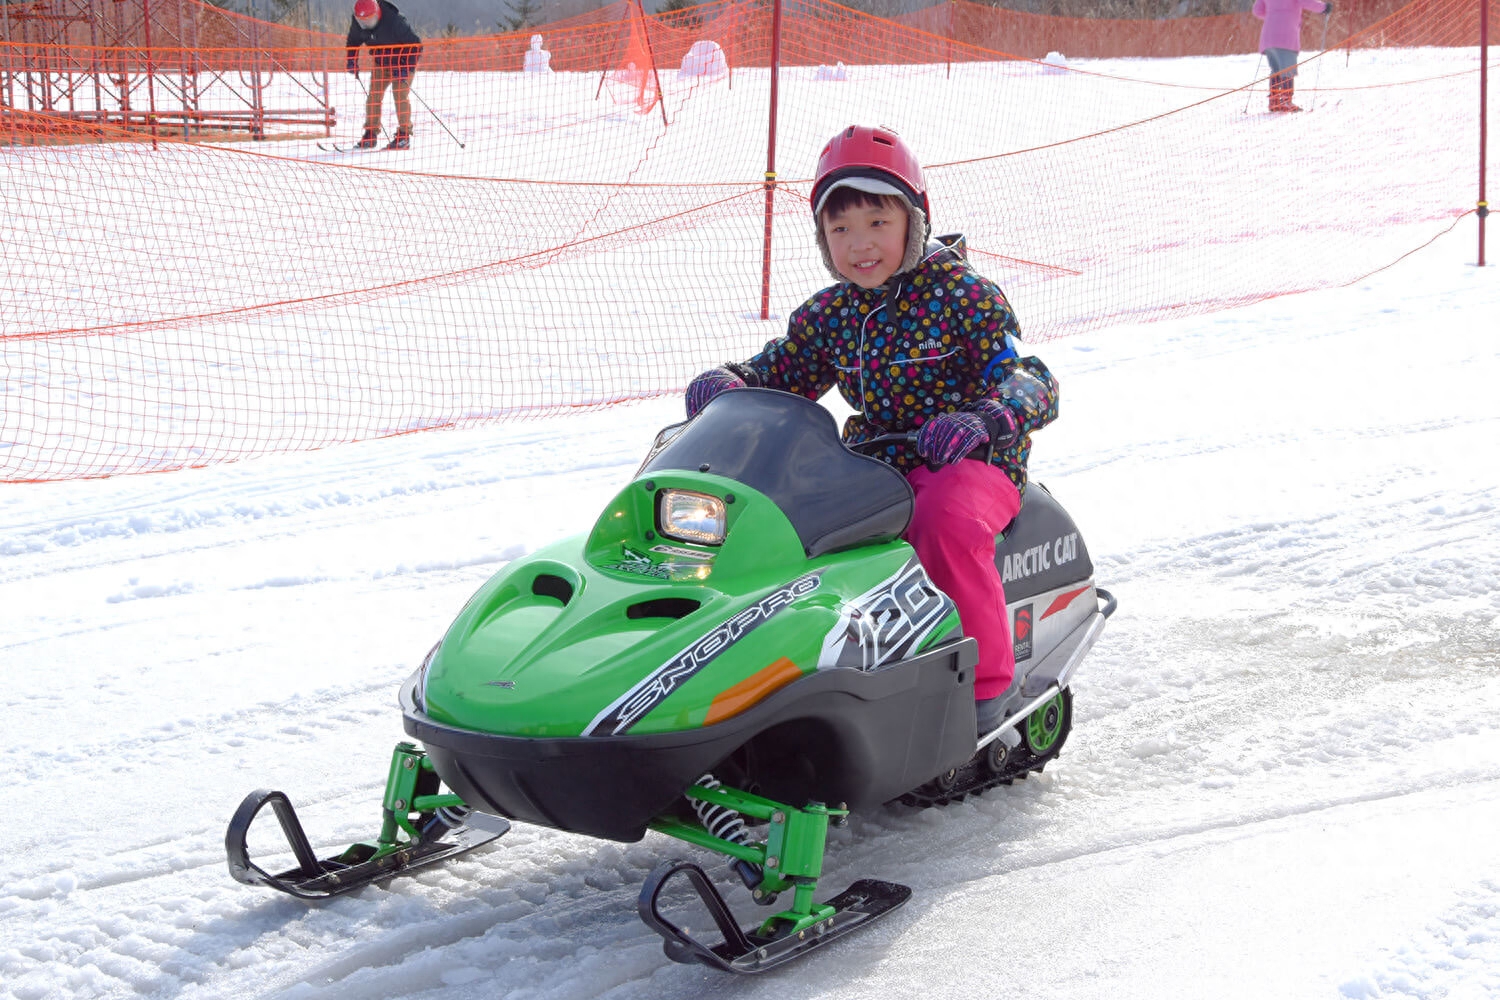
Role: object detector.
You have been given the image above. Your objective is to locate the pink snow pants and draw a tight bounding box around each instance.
[905,459,1022,701]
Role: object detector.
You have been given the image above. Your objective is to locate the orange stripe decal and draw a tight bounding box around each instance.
[704,657,805,726]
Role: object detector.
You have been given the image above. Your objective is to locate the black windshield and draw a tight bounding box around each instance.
[639,389,913,557]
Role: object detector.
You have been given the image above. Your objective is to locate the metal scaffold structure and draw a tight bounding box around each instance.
[0,0,334,140]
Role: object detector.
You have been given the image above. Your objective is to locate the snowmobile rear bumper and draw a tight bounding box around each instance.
[400,637,978,842]
[1020,586,1114,700]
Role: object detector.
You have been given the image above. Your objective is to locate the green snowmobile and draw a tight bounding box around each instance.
[226,387,1115,973]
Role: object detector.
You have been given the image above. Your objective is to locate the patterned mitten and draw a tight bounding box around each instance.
[915,410,990,466]
[685,368,746,418]
[966,398,1021,450]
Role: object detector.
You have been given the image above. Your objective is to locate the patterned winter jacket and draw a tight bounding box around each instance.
[736,236,1059,492]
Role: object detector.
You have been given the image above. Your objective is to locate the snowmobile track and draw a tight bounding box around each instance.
[896,745,1058,808]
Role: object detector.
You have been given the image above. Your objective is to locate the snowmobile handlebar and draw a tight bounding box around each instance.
[848,432,945,472]
[847,432,918,453]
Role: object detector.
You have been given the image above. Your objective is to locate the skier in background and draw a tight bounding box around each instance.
[1253,0,1333,113]
[683,125,1059,736]
[346,0,423,149]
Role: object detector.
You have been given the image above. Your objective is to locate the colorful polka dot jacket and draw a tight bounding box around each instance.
[735,237,1059,491]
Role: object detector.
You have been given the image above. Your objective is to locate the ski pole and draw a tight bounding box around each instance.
[1243,53,1264,115]
[408,85,466,149]
[1309,9,1332,110]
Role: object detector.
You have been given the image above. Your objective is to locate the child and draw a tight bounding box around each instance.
[685,125,1059,735]
[1253,0,1333,113]
[345,0,423,149]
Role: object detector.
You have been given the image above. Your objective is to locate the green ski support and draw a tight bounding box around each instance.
[651,784,845,936]
[225,741,508,899]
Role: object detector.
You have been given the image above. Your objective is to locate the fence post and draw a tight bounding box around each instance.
[323,39,332,137]
[1,2,10,119]
[759,0,784,322]
[1480,0,1489,266]
[946,0,953,80]
[250,9,265,139]
[143,0,159,149]
[1,1,9,113]
[634,0,669,127]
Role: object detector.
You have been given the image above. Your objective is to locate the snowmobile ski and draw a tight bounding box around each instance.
[225,743,508,899]
[639,859,911,974]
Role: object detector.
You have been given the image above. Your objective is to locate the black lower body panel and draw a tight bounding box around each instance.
[400,638,978,842]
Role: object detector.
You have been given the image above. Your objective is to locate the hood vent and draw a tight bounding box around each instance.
[532,574,575,605]
[627,598,700,620]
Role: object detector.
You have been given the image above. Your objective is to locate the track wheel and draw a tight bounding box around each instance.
[1022,689,1073,759]
[983,739,1010,775]
[924,767,958,795]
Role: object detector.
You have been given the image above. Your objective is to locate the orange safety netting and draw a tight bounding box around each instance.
[1,0,1494,480]
[897,0,1411,59]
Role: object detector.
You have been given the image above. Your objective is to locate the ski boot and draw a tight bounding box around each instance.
[354,127,379,150]
[385,128,411,150]
[1269,78,1303,113]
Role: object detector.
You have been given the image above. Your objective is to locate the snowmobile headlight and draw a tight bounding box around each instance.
[658,489,726,546]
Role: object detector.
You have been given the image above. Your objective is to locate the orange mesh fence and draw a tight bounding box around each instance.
[896,0,1422,60]
[1,0,1493,480]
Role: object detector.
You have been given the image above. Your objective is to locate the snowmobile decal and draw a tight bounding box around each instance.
[1042,585,1090,619]
[1013,604,1034,662]
[607,546,712,580]
[1000,530,1080,585]
[607,547,673,578]
[650,543,713,561]
[817,556,956,672]
[703,655,804,725]
[584,571,824,736]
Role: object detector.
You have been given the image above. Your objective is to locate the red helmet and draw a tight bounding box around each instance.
[353,0,380,25]
[810,125,929,220]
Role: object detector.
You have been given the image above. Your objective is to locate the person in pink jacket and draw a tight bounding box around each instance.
[1253,0,1333,112]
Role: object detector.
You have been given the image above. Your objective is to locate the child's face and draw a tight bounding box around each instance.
[820,197,909,289]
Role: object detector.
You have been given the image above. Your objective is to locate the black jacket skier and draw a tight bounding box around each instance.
[345,0,422,148]
[345,0,423,78]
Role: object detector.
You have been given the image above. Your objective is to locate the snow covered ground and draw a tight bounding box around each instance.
[3,218,1496,998]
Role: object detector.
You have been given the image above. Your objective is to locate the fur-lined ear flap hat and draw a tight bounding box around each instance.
[809,125,931,284]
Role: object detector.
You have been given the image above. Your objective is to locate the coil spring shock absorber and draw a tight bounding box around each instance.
[419,804,472,840]
[690,774,764,891]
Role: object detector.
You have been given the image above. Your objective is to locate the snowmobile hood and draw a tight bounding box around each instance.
[416,479,949,740]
